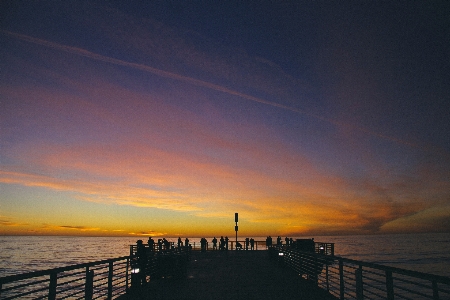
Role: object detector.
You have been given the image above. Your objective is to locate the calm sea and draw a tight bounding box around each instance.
[1,233,449,278]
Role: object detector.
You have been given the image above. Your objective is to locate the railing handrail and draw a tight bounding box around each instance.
[279,247,450,284]
[3,250,446,285]
[334,254,450,284]
[278,246,450,299]
[0,255,129,284]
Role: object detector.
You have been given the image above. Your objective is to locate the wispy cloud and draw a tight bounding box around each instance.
[58,225,100,231]
[0,219,29,227]
[1,29,436,155]
[2,139,446,235]
[129,231,166,237]
[0,169,200,211]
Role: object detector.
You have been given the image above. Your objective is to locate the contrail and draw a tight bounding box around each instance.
[0,30,331,120]
[1,30,446,156]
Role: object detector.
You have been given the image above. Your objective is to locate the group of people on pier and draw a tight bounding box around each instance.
[146,237,189,252]
[216,236,228,250]
[142,236,299,253]
[265,236,294,247]
[142,236,297,253]
[205,236,257,251]
[196,236,232,251]
[140,236,278,252]
[133,235,302,282]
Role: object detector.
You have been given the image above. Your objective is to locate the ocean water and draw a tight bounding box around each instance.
[0,233,449,278]
[314,233,450,277]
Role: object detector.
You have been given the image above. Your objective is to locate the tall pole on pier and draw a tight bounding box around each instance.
[235,213,238,250]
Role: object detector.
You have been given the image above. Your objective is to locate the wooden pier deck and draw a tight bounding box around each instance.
[117,250,337,300]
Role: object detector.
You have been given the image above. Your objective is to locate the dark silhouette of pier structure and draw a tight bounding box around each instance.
[120,238,336,300]
[119,238,336,300]
[1,238,450,299]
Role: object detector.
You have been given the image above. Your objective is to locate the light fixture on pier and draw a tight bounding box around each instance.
[319,245,325,254]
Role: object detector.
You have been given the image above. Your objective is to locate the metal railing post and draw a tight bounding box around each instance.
[108,262,113,299]
[126,258,130,293]
[48,272,57,300]
[432,280,439,300]
[386,270,394,300]
[85,268,94,300]
[355,265,363,300]
[313,254,319,286]
[339,258,345,300]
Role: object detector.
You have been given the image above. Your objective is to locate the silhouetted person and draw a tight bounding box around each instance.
[220,236,224,250]
[225,236,229,251]
[266,236,272,248]
[185,238,189,247]
[250,238,255,250]
[163,238,170,250]
[245,238,250,250]
[277,236,282,246]
[147,237,155,252]
[136,240,147,284]
[178,237,182,248]
[200,237,207,252]
[212,237,217,250]
[285,236,289,246]
[236,241,243,250]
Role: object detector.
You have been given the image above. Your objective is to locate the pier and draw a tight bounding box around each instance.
[1,238,450,299]
[118,250,336,300]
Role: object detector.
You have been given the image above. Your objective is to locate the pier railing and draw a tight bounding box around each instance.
[275,246,450,300]
[2,242,449,300]
[128,245,190,283]
[0,256,129,300]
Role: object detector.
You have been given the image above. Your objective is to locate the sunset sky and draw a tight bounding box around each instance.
[1,1,449,237]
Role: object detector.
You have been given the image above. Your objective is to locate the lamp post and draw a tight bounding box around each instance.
[235,213,238,250]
